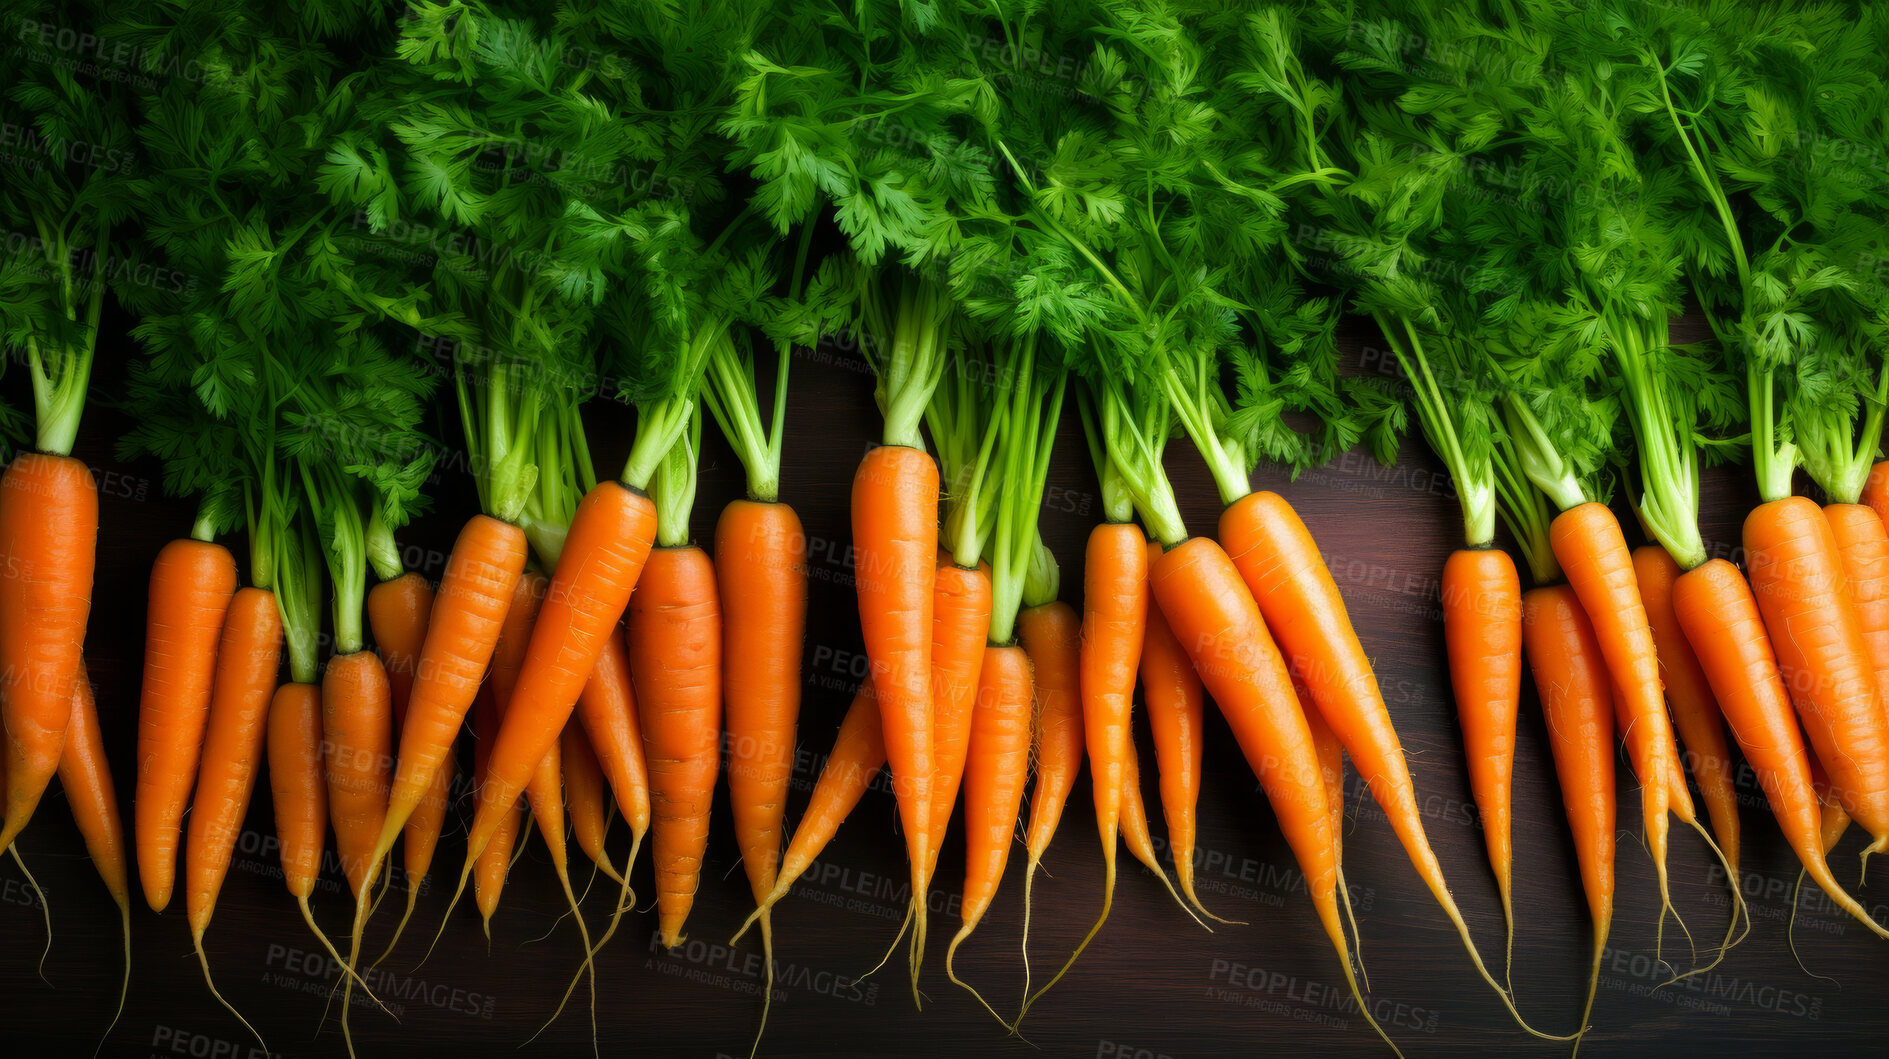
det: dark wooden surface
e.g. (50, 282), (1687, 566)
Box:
(5, 324), (1885, 1059)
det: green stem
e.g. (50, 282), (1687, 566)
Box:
(1501, 396), (1589, 513)
(703, 332), (782, 503)
(651, 413), (701, 548)
(622, 322), (724, 491)
(1378, 315), (1496, 547)
(365, 498), (403, 583)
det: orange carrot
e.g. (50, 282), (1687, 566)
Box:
(366, 573), (446, 963)
(1221, 492), (1539, 1033)
(1080, 523), (1147, 902)
(1863, 462), (1889, 529)
(943, 643), (1033, 1025)
(719, 498), (808, 905)
(1744, 498), (1889, 856)
(730, 682), (887, 943)
(1548, 503), (1699, 949)
(1117, 736), (1193, 922)
(851, 443), (939, 970)
(323, 652), (394, 898)
(1441, 546), (1521, 962)
(1019, 598), (1084, 977)
(630, 545), (723, 948)
(463, 483), (656, 870)
(1634, 547), (1741, 877)
(135, 537), (238, 912)
(471, 679), (527, 940)
(1522, 585), (1617, 1050)
(0, 453), (98, 851)
(562, 721), (617, 883)
(1825, 503), (1889, 705)
(1148, 536), (1396, 1051)
(1139, 539), (1221, 923)
(57, 664), (130, 1045)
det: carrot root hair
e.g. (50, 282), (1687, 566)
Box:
(193, 930), (268, 1057)
(521, 860), (598, 1057)
(747, 912), (776, 1059)
(946, 917), (1013, 1032)
(1787, 868), (1842, 986)
(372, 887), (422, 970)
(1662, 819), (1749, 985)
(1016, 844), (1114, 1028)
(11, 846), (51, 985)
(541, 828), (644, 1033)
(1337, 865), (1370, 993)
(1177, 860), (1244, 928)
(1569, 913), (1610, 1059)
(301, 896), (394, 1018)
(856, 903), (914, 984)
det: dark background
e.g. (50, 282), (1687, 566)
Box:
(3, 315), (1883, 1059)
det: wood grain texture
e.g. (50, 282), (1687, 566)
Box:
(4, 323), (1884, 1058)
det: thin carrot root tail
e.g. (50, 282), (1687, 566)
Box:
(368, 862), (394, 919)
(856, 904), (914, 984)
(98, 895), (130, 1057)
(11, 846), (52, 985)
(194, 931), (268, 1057)
(1337, 865), (1370, 993)
(1498, 877), (1515, 999)
(909, 894), (929, 1009)
(522, 864), (598, 1052)
(1435, 878), (1577, 1040)
(1688, 820), (1749, 974)
(372, 888), (422, 970)
(298, 896), (395, 1017)
(1177, 860), (1244, 927)
(1787, 868), (1841, 985)
(1146, 858), (1208, 932)
(415, 861), (474, 973)
(945, 921), (1011, 1032)
(541, 833), (643, 1034)
(1019, 856), (1039, 1019)
(1570, 921), (1608, 1059)
(1017, 848), (1115, 1030)
(339, 848), (389, 1059)
(1335, 931), (1404, 1059)
(747, 912), (776, 1059)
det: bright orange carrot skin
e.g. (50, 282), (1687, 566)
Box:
(1825, 503), (1889, 705)
(769, 682), (886, 900)
(186, 603), (285, 935)
(1550, 504), (1693, 825)
(60, 665), (130, 905)
(630, 545), (723, 948)
(1150, 538), (1332, 899)
(1297, 674), (1345, 864)
(1863, 462), (1889, 529)
(563, 721), (611, 874)
(1441, 547), (1520, 905)
(469, 482), (656, 864)
(958, 644), (1033, 930)
(368, 573), (445, 891)
(1672, 559), (1882, 924)
(1744, 497), (1889, 844)
(1521, 586), (1617, 936)
(1140, 540), (1205, 891)
(381, 515), (526, 853)
(1217, 494), (1439, 904)
(1020, 601), (1083, 861)
(1634, 546), (1740, 869)
(920, 560), (992, 882)
(1082, 523), (1148, 854)
(850, 444), (938, 878)
(0, 453), (98, 850)
(268, 683), (327, 901)
(717, 498), (808, 903)
(472, 681), (525, 925)
(323, 652), (394, 897)
(1118, 738), (1164, 878)
(135, 538), (238, 912)
(368, 572), (433, 723)
(576, 631), (651, 840)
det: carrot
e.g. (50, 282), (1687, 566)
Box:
(1862, 461), (1889, 530)
(716, 497), (807, 1045)
(135, 536), (238, 912)
(471, 679), (528, 942)
(851, 442), (940, 978)
(919, 560), (993, 886)
(1671, 558), (1889, 939)
(1440, 546), (1521, 970)
(1138, 539), (1228, 925)
(1825, 503), (1889, 704)
(1297, 674), (1363, 975)
(572, 630), (650, 940)
(631, 544), (723, 948)
(1548, 501), (1713, 961)
(461, 482), (656, 871)
(1743, 497), (1889, 858)
(1147, 537), (1398, 1053)
(1521, 585), (1617, 1052)
(1018, 597), (1083, 990)
(57, 664), (130, 1047)
(562, 721), (618, 883)
(1221, 491), (1547, 1035)
(519, 709), (602, 1046)
(365, 573), (448, 964)
(943, 643), (1033, 1026)
(186, 589), (286, 1052)
(348, 514), (527, 979)
(729, 681), (887, 943)
(0, 452), (98, 852)
(323, 652), (394, 898)
(1077, 521), (1147, 933)
(1116, 735), (1194, 924)
(1634, 547), (1742, 882)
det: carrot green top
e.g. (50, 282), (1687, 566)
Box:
(985, 336), (1066, 646)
